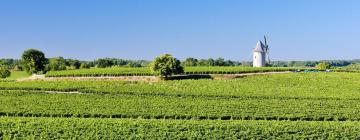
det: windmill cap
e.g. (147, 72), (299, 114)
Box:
(253, 40), (266, 52)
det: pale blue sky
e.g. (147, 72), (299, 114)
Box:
(0, 0), (359, 61)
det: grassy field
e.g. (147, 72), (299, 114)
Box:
(5, 71), (30, 80)
(1, 72), (360, 138)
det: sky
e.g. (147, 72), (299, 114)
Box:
(0, 0), (359, 61)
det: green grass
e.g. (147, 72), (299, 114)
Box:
(5, 71), (30, 80)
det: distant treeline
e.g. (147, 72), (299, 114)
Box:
(270, 60), (360, 67)
(180, 58), (360, 68)
(1, 58), (359, 71)
(0, 58), (150, 71)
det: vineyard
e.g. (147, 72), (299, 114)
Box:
(1, 90), (360, 121)
(1, 73), (359, 99)
(45, 66), (299, 77)
(1, 72), (360, 138)
(2, 117), (360, 139)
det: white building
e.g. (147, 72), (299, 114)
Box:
(253, 41), (266, 67)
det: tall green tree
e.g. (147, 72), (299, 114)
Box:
(46, 57), (67, 71)
(21, 49), (47, 74)
(96, 58), (114, 68)
(150, 54), (184, 78)
(80, 63), (90, 69)
(182, 58), (198, 67)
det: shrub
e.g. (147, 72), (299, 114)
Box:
(316, 62), (331, 71)
(80, 63), (90, 69)
(150, 54), (184, 78)
(0, 66), (11, 78)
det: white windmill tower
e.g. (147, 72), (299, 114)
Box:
(253, 36), (270, 67)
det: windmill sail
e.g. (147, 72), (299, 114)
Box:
(264, 35), (271, 64)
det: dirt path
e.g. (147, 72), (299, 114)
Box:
(19, 74), (160, 82)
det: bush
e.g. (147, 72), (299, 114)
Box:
(66, 66), (77, 70)
(0, 66), (11, 78)
(150, 54), (184, 78)
(182, 58), (198, 66)
(316, 62), (331, 71)
(46, 57), (67, 71)
(80, 63), (90, 69)
(96, 58), (114, 68)
(342, 63), (360, 71)
(126, 62), (142, 68)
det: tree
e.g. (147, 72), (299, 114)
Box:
(80, 63), (90, 69)
(96, 58), (114, 68)
(13, 65), (23, 71)
(0, 66), (11, 78)
(182, 58), (198, 67)
(316, 62), (331, 71)
(66, 59), (81, 69)
(127, 62), (142, 67)
(21, 49), (47, 74)
(46, 57), (67, 71)
(197, 58), (215, 66)
(150, 54), (184, 78)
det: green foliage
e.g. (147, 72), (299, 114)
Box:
(80, 63), (90, 69)
(198, 58), (215, 66)
(46, 57), (67, 71)
(1, 89), (360, 121)
(13, 65), (23, 71)
(46, 67), (153, 77)
(94, 58), (148, 68)
(127, 62), (142, 67)
(338, 63), (360, 72)
(21, 49), (47, 74)
(316, 62), (331, 70)
(44, 66), (301, 77)
(150, 54), (184, 77)
(0, 66), (11, 78)
(1, 73), (360, 138)
(45, 58), (87, 71)
(66, 65), (77, 70)
(66, 59), (81, 69)
(0, 73), (360, 121)
(2, 118), (360, 139)
(96, 58), (114, 68)
(184, 66), (298, 74)
(195, 58), (241, 66)
(0, 59), (21, 69)
(182, 58), (198, 66)
(5, 73), (356, 99)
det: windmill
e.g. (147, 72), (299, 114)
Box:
(263, 35), (271, 64)
(253, 35), (271, 67)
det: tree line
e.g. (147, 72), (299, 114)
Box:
(0, 48), (359, 78)
(2, 56), (357, 71)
